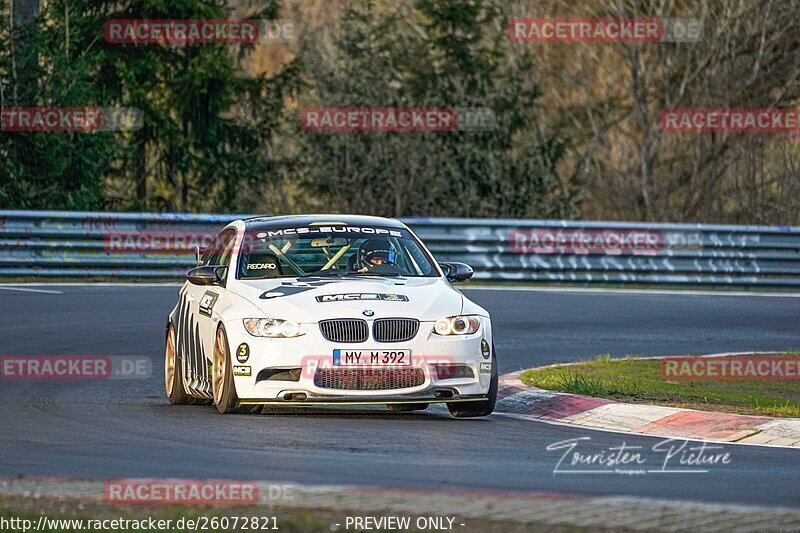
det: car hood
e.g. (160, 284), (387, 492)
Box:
(231, 276), (463, 323)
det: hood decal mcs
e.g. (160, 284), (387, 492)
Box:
(315, 293), (409, 303)
(259, 278), (407, 300)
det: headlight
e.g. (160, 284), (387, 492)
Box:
(433, 315), (481, 336)
(243, 318), (304, 338)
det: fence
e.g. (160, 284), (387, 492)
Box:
(1, 210), (800, 288)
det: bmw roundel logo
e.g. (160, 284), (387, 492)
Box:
(362, 309), (375, 317)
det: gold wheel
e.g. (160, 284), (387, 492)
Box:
(213, 328), (227, 406)
(165, 328), (177, 396)
(165, 325), (191, 405)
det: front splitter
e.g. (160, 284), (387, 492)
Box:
(239, 395), (488, 406)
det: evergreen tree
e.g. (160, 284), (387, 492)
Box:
(0, 0), (114, 209)
(0, 0), (299, 212)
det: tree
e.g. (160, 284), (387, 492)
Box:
(0, 0), (114, 210)
(539, 0), (800, 223)
(0, 0), (300, 213)
(295, 0), (575, 218)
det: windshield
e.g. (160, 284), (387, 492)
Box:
(236, 225), (439, 279)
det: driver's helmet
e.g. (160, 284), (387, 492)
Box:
(357, 239), (397, 268)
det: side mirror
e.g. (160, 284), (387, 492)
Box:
(186, 265), (226, 286)
(440, 262), (474, 283)
(194, 245), (202, 266)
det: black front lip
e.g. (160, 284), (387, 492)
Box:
(238, 393), (488, 406)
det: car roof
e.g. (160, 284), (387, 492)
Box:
(243, 214), (407, 231)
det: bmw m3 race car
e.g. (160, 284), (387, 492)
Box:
(165, 215), (497, 417)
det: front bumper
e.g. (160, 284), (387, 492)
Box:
(224, 318), (493, 403)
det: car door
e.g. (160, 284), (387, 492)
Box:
(177, 228), (235, 397)
(195, 228), (238, 390)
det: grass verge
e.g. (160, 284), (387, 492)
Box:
(520, 353), (800, 417)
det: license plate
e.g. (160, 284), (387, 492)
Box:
(333, 349), (411, 367)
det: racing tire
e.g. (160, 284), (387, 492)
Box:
(212, 326), (259, 414)
(447, 344), (498, 418)
(165, 325), (193, 405)
(386, 403), (429, 412)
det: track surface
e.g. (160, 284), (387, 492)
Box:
(1, 285), (799, 507)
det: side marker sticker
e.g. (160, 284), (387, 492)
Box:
(236, 343), (250, 364)
(198, 291), (219, 317)
(233, 365), (251, 377)
(481, 339), (491, 359)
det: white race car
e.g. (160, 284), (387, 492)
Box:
(165, 215), (497, 417)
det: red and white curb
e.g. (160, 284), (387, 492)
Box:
(496, 363), (800, 447)
(3, 477), (800, 531)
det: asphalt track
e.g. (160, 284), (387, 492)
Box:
(1, 285), (799, 507)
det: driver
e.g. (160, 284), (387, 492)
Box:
(356, 239), (398, 272)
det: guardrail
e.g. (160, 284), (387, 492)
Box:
(1, 210), (800, 288)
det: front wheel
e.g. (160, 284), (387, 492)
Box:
(212, 326), (257, 414)
(447, 345), (498, 418)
